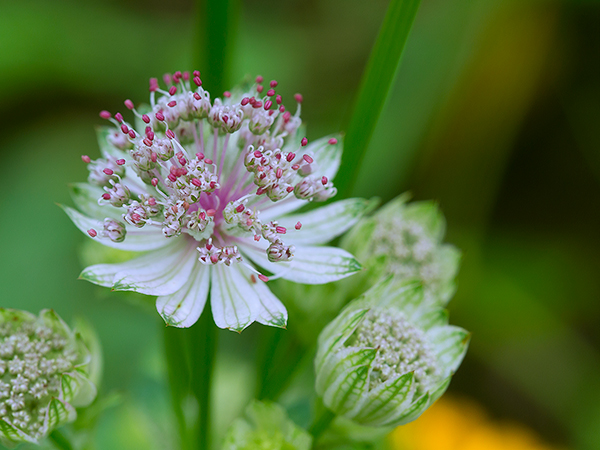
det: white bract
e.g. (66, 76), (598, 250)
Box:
(0, 309), (97, 445)
(64, 72), (367, 331)
(314, 279), (469, 428)
(342, 193), (461, 306)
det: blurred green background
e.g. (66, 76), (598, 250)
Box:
(1, 0), (599, 449)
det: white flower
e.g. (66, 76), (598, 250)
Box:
(64, 72), (369, 332)
(0, 309), (97, 445)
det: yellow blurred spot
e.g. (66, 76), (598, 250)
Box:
(389, 397), (566, 450)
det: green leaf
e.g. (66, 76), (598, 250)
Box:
(336, 0), (422, 198)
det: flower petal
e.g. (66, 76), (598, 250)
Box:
(257, 196), (306, 222)
(239, 242), (362, 284)
(156, 263), (210, 328)
(0, 419), (37, 444)
(62, 370), (97, 408)
(428, 325), (470, 376)
(61, 205), (171, 252)
(43, 398), (77, 434)
(68, 183), (123, 220)
(278, 198), (377, 245)
(80, 238), (197, 296)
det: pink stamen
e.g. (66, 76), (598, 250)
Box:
(276, 95), (282, 104)
(301, 137), (308, 146)
(258, 274), (269, 282)
(115, 112), (123, 123)
(294, 93), (303, 103)
(124, 99), (134, 110)
(279, 105), (285, 113)
(267, 89), (275, 97)
(205, 158), (213, 165)
(254, 235), (260, 241)
(142, 114), (150, 124)
(103, 168), (114, 175)
(99, 110), (111, 119)
(286, 152), (295, 162)
(328, 138), (338, 145)
(303, 154), (314, 164)
(194, 92), (201, 100)
(128, 129), (136, 139)
(155, 112), (165, 121)
(264, 100), (272, 110)
(192, 178), (202, 187)
(235, 204), (245, 213)
(276, 226), (286, 234)
(193, 76), (202, 86)
(183, 71), (190, 81)
(257, 85), (264, 94)
(168, 100), (177, 107)
(149, 78), (159, 92)
(116, 159), (126, 165)
(166, 130), (175, 139)
(206, 209), (216, 217)
(256, 187), (265, 195)
(151, 178), (159, 187)
(241, 97), (250, 106)
(286, 186), (294, 193)
(193, 70), (201, 77)
(224, 91), (231, 98)
(148, 197), (157, 205)
(87, 229), (97, 237)
(276, 168), (283, 179)
(253, 101), (263, 109)
(256, 75), (263, 84)
(254, 150), (263, 158)
(322, 176), (328, 185)
(210, 254), (219, 264)
(143, 138), (153, 147)
(251, 274), (257, 283)
(283, 111), (291, 123)
(196, 152), (205, 160)
(291, 164), (299, 170)
(270, 80), (278, 88)
(131, 213), (141, 221)
(295, 222), (302, 230)
(102, 193), (111, 200)
(168, 174), (177, 182)
(81, 155), (91, 163)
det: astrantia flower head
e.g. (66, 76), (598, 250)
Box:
(342, 193), (461, 306)
(63, 71), (368, 331)
(314, 279), (469, 428)
(0, 309), (97, 445)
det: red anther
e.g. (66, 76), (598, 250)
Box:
(322, 176), (328, 185)
(151, 152), (157, 162)
(103, 168), (114, 175)
(267, 89), (275, 97)
(116, 159), (126, 165)
(178, 158), (187, 166)
(258, 274), (269, 282)
(151, 178), (159, 187)
(254, 235), (260, 242)
(210, 254), (219, 264)
(257, 85), (264, 94)
(193, 76), (202, 87)
(172, 205), (179, 213)
(301, 137), (308, 146)
(124, 99), (134, 110)
(250, 274), (257, 283)
(235, 204), (245, 213)
(286, 152), (295, 162)
(176, 151), (183, 159)
(199, 211), (206, 220)
(276, 168), (283, 179)
(294, 93), (303, 103)
(148, 197), (156, 205)
(241, 97), (250, 106)
(222, 115), (229, 123)
(145, 126), (152, 134)
(328, 138), (338, 145)
(246, 219), (253, 227)
(192, 178), (202, 187)
(149, 78), (159, 92)
(295, 221), (302, 230)
(275, 153), (282, 160)
(270, 80), (278, 88)
(303, 154), (314, 164)
(166, 130), (175, 139)
(155, 112), (165, 121)
(168, 100), (177, 107)
(128, 129), (136, 139)
(168, 86), (177, 96)
(279, 105), (285, 113)
(143, 138), (153, 147)
(196, 152), (205, 160)
(81, 155), (91, 163)
(170, 166), (178, 174)
(194, 92), (201, 101)
(131, 213), (141, 221)
(206, 242), (213, 250)
(249, 96), (256, 105)
(292, 164), (300, 170)
(174, 70), (182, 79)
(193, 70), (201, 77)
(259, 173), (266, 180)
(256, 75), (264, 83)
(286, 186), (294, 193)
(87, 228), (97, 237)
(256, 187), (265, 195)
(142, 114), (150, 124)
(264, 100), (273, 110)
(276, 94), (282, 104)
(223, 91), (231, 98)
(276, 226), (286, 234)
(253, 101), (263, 109)
(168, 174), (177, 182)
(99, 110), (111, 119)
(177, 168), (187, 177)
(183, 71), (190, 81)
(115, 112), (124, 123)
(182, 201), (190, 210)
(254, 150), (263, 158)
(283, 111), (291, 122)
(102, 193), (111, 200)
(163, 73), (172, 85)
(205, 158), (213, 165)
(209, 181), (216, 189)
(206, 209), (216, 217)
(120, 124), (128, 134)
(269, 110), (275, 116)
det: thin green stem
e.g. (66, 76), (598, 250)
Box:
(336, 0), (422, 198)
(48, 429), (73, 450)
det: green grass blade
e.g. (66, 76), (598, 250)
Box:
(336, 0), (421, 198)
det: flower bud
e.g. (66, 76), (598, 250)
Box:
(222, 400), (312, 450)
(314, 279), (469, 428)
(0, 309), (98, 445)
(103, 218), (127, 242)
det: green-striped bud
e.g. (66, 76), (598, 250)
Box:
(314, 279), (469, 428)
(0, 309), (98, 445)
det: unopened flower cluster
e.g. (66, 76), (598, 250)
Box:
(0, 309), (96, 445)
(65, 70), (366, 331)
(315, 279), (469, 428)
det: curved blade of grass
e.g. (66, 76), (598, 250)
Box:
(336, 0), (421, 198)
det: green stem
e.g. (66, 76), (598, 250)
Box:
(189, 303), (218, 450)
(48, 429), (73, 450)
(309, 406), (336, 443)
